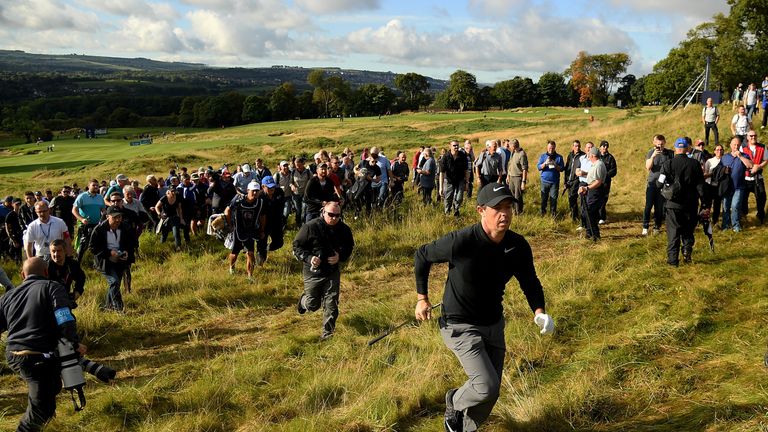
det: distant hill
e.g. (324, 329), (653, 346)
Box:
(0, 50), (448, 92)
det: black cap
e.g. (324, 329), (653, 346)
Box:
(3, 195), (12, 203)
(477, 183), (517, 207)
(599, 140), (609, 148)
(105, 206), (123, 217)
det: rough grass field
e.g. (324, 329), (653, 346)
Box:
(1, 106), (768, 431)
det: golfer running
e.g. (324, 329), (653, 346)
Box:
(414, 183), (555, 432)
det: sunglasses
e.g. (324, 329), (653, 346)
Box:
(110, 199), (123, 203)
(326, 212), (341, 218)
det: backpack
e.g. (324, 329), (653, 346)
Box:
(660, 161), (683, 201)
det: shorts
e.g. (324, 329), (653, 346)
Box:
(231, 237), (255, 254)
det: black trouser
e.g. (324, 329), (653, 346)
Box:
(76, 224), (95, 263)
(704, 121), (719, 146)
(599, 181), (612, 221)
(479, 175), (496, 188)
(6, 353), (61, 432)
(143, 205), (160, 232)
(741, 177), (766, 224)
(421, 186), (433, 204)
(666, 205), (697, 265)
(567, 181), (580, 222)
(581, 189), (603, 240)
(703, 184), (723, 225)
(467, 172), (474, 198)
(256, 221), (284, 261)
(643, 183), (665, 229)
(763, 108), (768, 128)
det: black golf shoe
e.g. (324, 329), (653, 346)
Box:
(444, 388), (463, 432)
(297, 294), (306, 314)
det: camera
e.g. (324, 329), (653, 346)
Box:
(80, 359), (117, 383)
(58, 339), (86, 411)
(117, 250), (128, 259)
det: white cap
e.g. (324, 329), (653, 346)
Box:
(242, 163), (252, 173)
(247, 181), (260, 191)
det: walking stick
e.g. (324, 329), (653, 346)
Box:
(367, 303), (442, 346)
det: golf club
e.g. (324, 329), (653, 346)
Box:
(367, 303), (441, 346)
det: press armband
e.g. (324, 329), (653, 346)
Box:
(54, 307), (75, 325)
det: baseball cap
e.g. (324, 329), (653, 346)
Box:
(674, 137), (689, 148)
(695, 139), (705, 146)
(279, 160), (289, 167)
(242, 163), (252, 173)
(3, 195), (12, 203)
(599, 140), (609, 148)
(261, 175), (277, 188)
(105, 206), (123, 216)
(477, 183), (517, 207)
(12, 198), (22, 204)
(247, 181), (260, 191)
(221, 169), (231, 177)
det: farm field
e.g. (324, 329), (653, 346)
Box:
(1, 106), (767, 431)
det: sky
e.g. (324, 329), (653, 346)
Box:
(0, 0), (729, 83)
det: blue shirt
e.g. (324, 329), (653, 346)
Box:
(721, 153), (748, 190)
(74, 192), (106, 224)
(537, 152), (565, 184)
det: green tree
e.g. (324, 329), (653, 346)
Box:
(565, 51), (631, 106)
(446, 70), (478, 111)
(307, 69), (349, 118)
(394, 72), (430, 110)
(269, 83), (297, 121)
(1, 106), (38, 143)
(296, 91), (319, 119)
(351, 84), (396, 116)
(492, 77), (538, 108)
(614, 74), (636, 106)
(242, 95), (270, 124)
(537, 72), (566, 106)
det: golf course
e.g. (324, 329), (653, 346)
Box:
(1, 106), (767, 431)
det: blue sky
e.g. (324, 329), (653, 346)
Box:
(0, 0), (729, 83)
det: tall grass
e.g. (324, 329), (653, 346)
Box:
(1, 106), (768, 431)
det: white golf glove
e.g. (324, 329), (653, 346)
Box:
(534, 313), (555, 335)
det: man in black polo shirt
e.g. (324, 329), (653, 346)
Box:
(414, 184), (554, 432)
(0, 257), (85, 431)
(440, 140), (470, 217)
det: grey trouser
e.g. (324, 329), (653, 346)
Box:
(440, 317), (506, 432)
(300, 266), (341, 338)
(443, 180), (465, 214)
(508, 176), (524, 214)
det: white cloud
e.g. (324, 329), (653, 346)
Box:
(113, 16), (184, 52)
(466, 0), (527, 18)
(2, 0), (99, 31)
(606, 0), (729, 20)
(295, 0), (379, 14)
(343, 12), (636, 75)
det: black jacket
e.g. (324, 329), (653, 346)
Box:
(292, 217), (354, 276)
(565, 150), (585, 187)
(45, 256), (86, 301)
(415, 223), (545, 326)
(304, 177), (338, 216)
(660, 154), (705, 210)
(89, 220), (137, 272)
(139, 184), (161, 210)
(0, 275), (79, 353)
(600, 152), (618, 185)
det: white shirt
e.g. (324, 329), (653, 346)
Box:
(106, 228), (121, 251)
(23, 216), (69, 257)
(732, 114), (750, 135)
(704, 157), (721, 185)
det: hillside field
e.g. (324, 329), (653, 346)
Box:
(1, 106), (767, 431)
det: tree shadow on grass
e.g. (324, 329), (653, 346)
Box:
(0, 160), (103, 175)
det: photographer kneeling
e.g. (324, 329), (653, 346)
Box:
(0, 257), (86, 432)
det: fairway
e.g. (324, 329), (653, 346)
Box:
(1, 107), (767, 431)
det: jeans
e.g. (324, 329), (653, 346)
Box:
(7, 353), (61, 432)
(443, 180), (465, 215)
(540, 181), (558, 216)
(747, 104), (757, 122)
(643, 183), (665, 229)
(103, 261), (126, 310)
(704, 121), (719, 146)
(371, 181), (388, 206)
(722, 188), (744, 231)
(291, 195), (304, 227)
(160, 216), (187, 248)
